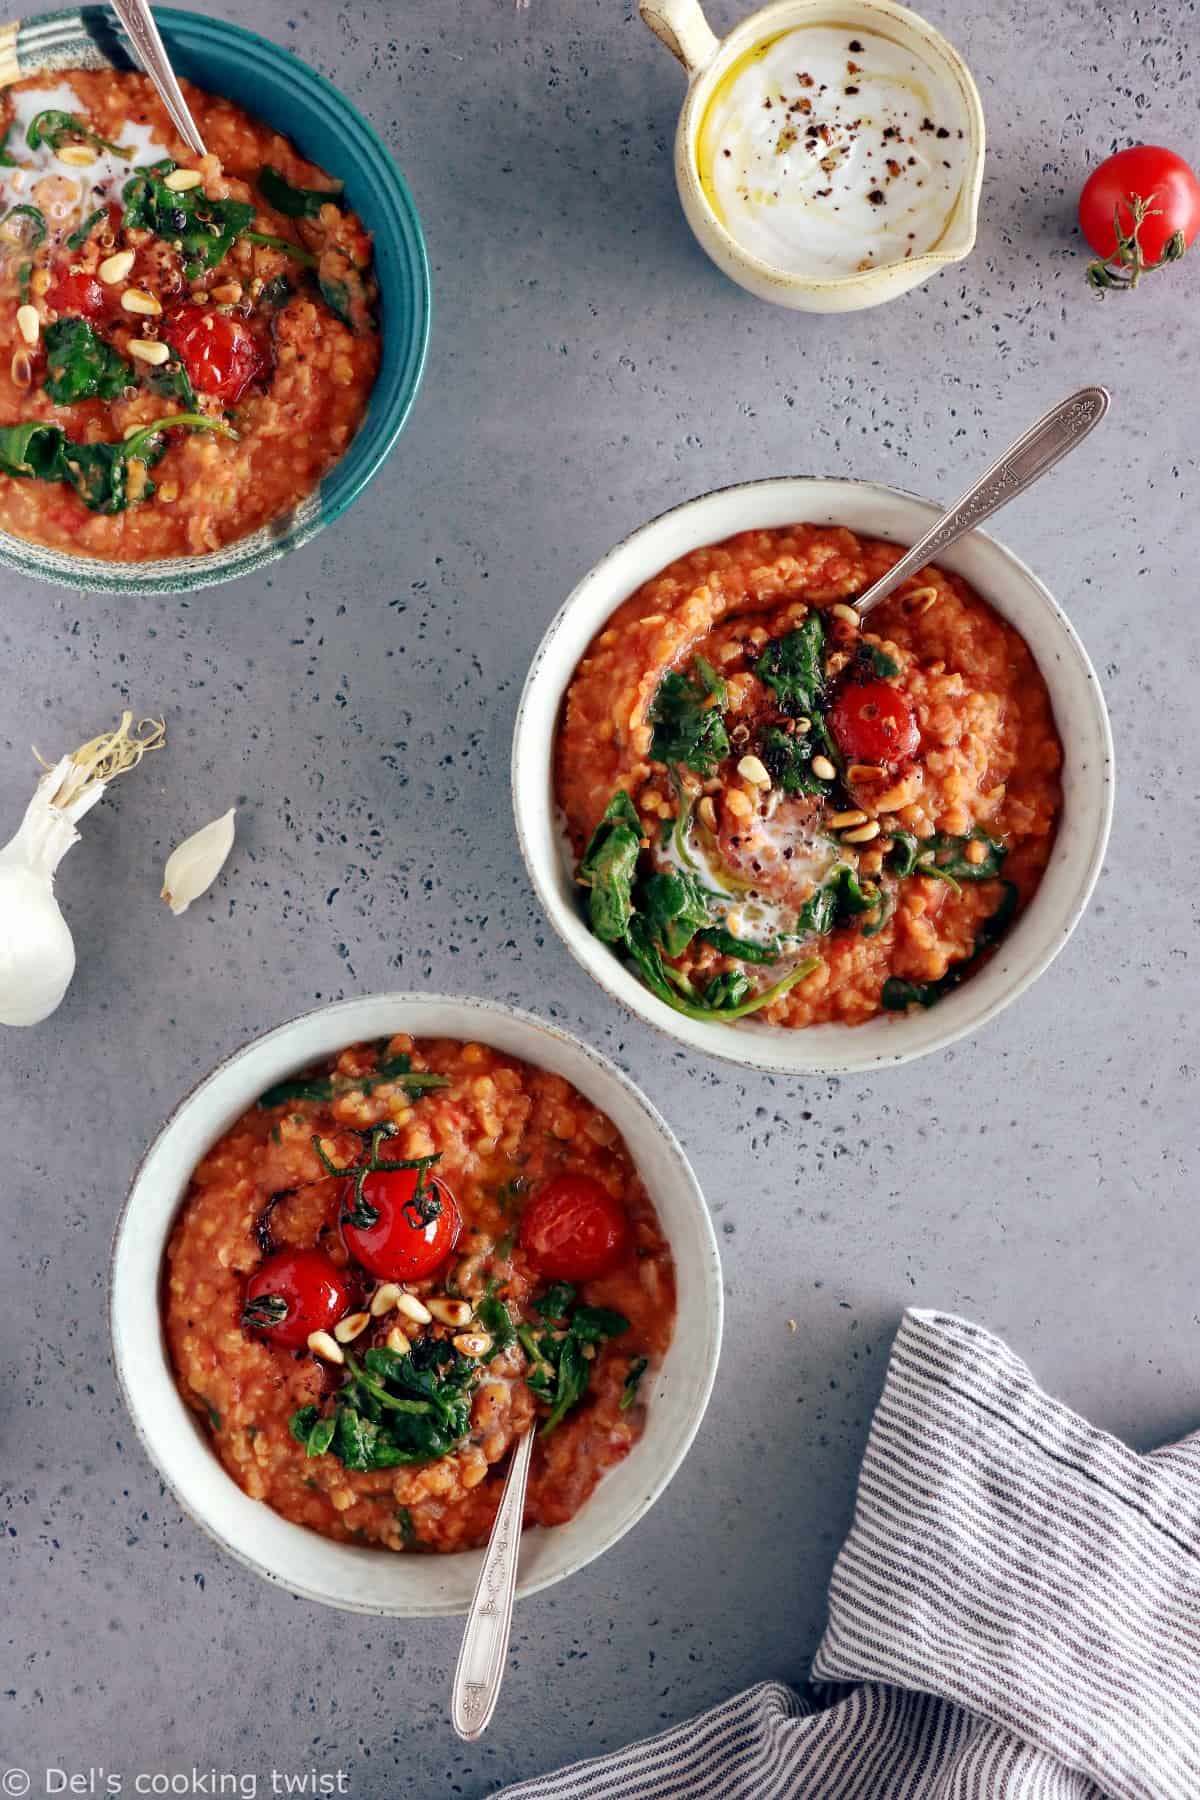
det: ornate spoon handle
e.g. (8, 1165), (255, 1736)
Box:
(853, 386), (1110, 619)
(109, 0), (207, 156)
(450, 1425), (535, 1741)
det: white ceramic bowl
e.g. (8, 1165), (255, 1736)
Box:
(640, 0), (985, 312)
(111, 994), (722, 1616)
(512, 478), (1115, 1075)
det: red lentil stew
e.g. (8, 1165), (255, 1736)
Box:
(165, 1036), (676, 1553)
(0, 71), (379, 559)
(555, 524), (1063, 1028)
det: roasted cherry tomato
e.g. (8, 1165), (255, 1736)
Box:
(519, 1174), (630, 1282)
(161, 303), (263, 402)
(341, 1167), (461, 1282)
(1079, 146), (1200, 291)
(828, 679), (919, 766)
(44, 269), (106, 320)
(242, 1247), (349, 1350)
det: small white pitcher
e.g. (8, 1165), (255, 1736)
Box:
(640, 0), (985, 312)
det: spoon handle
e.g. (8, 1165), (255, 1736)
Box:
(451, 1425), (536, 1741)
(853, 386), (1110, 619)
(109, 0), (207, 157)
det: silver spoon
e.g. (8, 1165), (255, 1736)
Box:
(450, 1425), (536, 1740)
(853, 386), (1110, 620)
(109, 0), (207, 157)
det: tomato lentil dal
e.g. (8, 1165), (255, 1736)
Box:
(165, 1037), (676, 1553)
(556, 524), (1063, 1028)
(0, 70), (379, 559)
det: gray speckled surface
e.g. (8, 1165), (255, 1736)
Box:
(2, 0), (1197, 1794)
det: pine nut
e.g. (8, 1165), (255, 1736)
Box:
(831, 603), (860, 628)
(333, 1311), (370, 1343)
(210, 280), (242, 305)
(98, 250), (135, 284)
(697, 795), (717, 831)
(842, 821), (881, 844)
(30, 266), (51, 296)
(724, 788), (754, 820)
(810, 755), (836, 781)
(385, 1325), (411, 1355)
(163, 166), (204, 191)
(307, 1329), (344, 1364)
(394, 1292), (434, 1326)
(369, 1281), (403, 1317)
(121, 287), (162, 316)
(828, 809), (868, 829)
(793, 716), (812, 734)
(847, 763), (886, 783)
(10, 348), (32, 389)
(736, 753), (771, 788)
(453, 1333), (492, 1358)
(56, 143), (95, 167)
(965, 838), (987, 865)
(903, 585), (939, 616)
(15, 304), (39, 345)
(427, 1297), (473, 1327)
(126, 338), (170, 365)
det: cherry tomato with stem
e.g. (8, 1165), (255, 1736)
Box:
(1079, 146), (1200, 292)
(341, 1164), (461, 1283)
(161, 303), (263, 402)
(519, 1173), (630, 1283)
(828, 679), (919, 766)
(242, 1247), (349, 1350)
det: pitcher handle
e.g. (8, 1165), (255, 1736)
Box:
(639, 0), (720, 75)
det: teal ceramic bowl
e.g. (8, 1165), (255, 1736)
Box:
(0, 6), (430, 593)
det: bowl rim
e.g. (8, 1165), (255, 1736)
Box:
(0, 3), (431, 594)
(109, 991), (724, 1616)
(674, 0), (986, 296)
(511, 474), (1116, 1075)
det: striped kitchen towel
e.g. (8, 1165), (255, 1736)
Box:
(500, 1309), (1200, 1800)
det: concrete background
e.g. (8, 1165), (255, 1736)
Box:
(2, 0), (1197, 1794)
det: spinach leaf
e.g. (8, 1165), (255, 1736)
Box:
(0, 422), (69, 482)
(702, 968), (751, 1008)
(796, 863), (879, 936)
(26, 108), (130, 157)
(66, 206), (107, 251)
(243, 229), (317, 267)
(289, 1338), (481, 1473)
(43, 317), (131, 405)
(145, 357), (197, 409)
(649, 656), (730, 774)
(521, 1287), (630, 1436)
(0, 126), (15, 167)
(1, 204), (47, 250)
(869, 646), (901, 678)
(882, 881), (1019, 1011)
(620, 1356), (649, 1411)
(759, 723), (831, 797)
(696, 925), (784, 964)
(123, 161), (254, 272)
(317, 255), (374, 333)
(257, 1047), (449, 1108)
(55, 413), (231, 514)
(755, 613), (826, 717)
(259, 163), (342, 218)
(888, 829), (1006, 883)
(638, 868), (711, 957)
(475, 1292), (516, 1354)
(577, 790), (642, 945)
(626, 914), (818, 1022)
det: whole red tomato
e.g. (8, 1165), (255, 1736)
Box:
(161, 303), (263, 401)
(242, 1248), (349, 1350)
(341, 1166), (461, 1282)
(1079, 146), (1200, 291)
(828, 679), (919, 766)
(519, 1174), (630, 1282)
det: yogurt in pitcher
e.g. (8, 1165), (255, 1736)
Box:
(696, 24), (971, 280)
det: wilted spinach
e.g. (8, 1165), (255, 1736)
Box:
(620, 1356), (649, 1411)
(123, 160), (254, 274)
(759, 723), (831, 797)
(888, 829), (1006, 883)
(649, 656), (730, 774)
(577, 789), (642, 944)
(796, 862), (880, 936)
(1, 203), (47, 250)
(259, 164), (343, 218)
(26, 108), (130, 157)
(882, 881), (1019, 1011)
(257, 1046), (450, 1108)
(0, 411), (231, 513)
(66, 206), (107, 251)
(638, 868), (712, 957)
(43, 317), (131, 404)
(518, 1284), (630, 1435)
(290, 1338), (480, 1471)
(755, 613), (826, 718)
(475, 1291), (517, 1354)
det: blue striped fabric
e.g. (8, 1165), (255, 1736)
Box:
(500, 1310), (1200, 1799)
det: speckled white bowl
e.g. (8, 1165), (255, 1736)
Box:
(110, 994), (722, 1616)
(512, 478), (1115, 1074)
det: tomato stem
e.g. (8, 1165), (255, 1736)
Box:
(1086, 189), (1188, 293)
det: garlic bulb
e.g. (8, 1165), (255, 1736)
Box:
(162, 808), (236, 915)
(0, 714), (164, 1027)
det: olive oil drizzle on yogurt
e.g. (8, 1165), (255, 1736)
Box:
(696, 25), (970, 280)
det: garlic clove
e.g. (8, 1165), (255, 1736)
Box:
(161, 808), (236, 916)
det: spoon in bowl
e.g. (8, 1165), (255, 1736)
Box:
(450, 1424), (536, 1740)
(109, 0), (207, 156)
(852, 386), (1110, 620)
